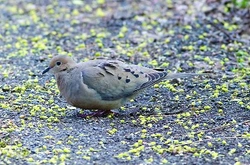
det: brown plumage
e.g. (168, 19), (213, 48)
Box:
(42, 55), (204, 117)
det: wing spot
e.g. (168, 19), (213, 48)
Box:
(134, 74), (139, 78)
(118, 76), (122, 80)
(124, 68), (131, 72)
(126, 78), (130, 83)
(98, 72), (105, 77)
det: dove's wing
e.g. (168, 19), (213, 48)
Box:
(80, 60), (168, 101)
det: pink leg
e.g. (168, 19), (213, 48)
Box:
(77, 110), (113, 118)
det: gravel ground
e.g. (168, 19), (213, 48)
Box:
(0, 0), (250, 164)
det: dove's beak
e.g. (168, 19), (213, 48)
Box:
(42, 67), (51, 74)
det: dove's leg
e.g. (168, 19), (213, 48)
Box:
(77, 110), (113, 118)
(112, 108), (140, 116)
(92, 110), (112, 117)
(77, 108), (140, 118)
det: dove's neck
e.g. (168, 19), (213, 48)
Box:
(55, 68), (81, 103)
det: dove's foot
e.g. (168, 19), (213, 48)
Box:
(112, 108), (140, 116)
(77, 110), (113, 118)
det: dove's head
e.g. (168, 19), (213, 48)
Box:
(42, 55), (77, 74)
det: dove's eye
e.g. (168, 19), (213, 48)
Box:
(56, 61), (61, 66)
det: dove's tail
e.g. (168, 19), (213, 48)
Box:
(134, 72), (209, 93)
(164, 73), (208, 80)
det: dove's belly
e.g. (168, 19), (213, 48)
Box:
(68, 97), (123, 110)
(61, 82), (126, 110)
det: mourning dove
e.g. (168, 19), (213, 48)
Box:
(42, 55), (205, 117)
